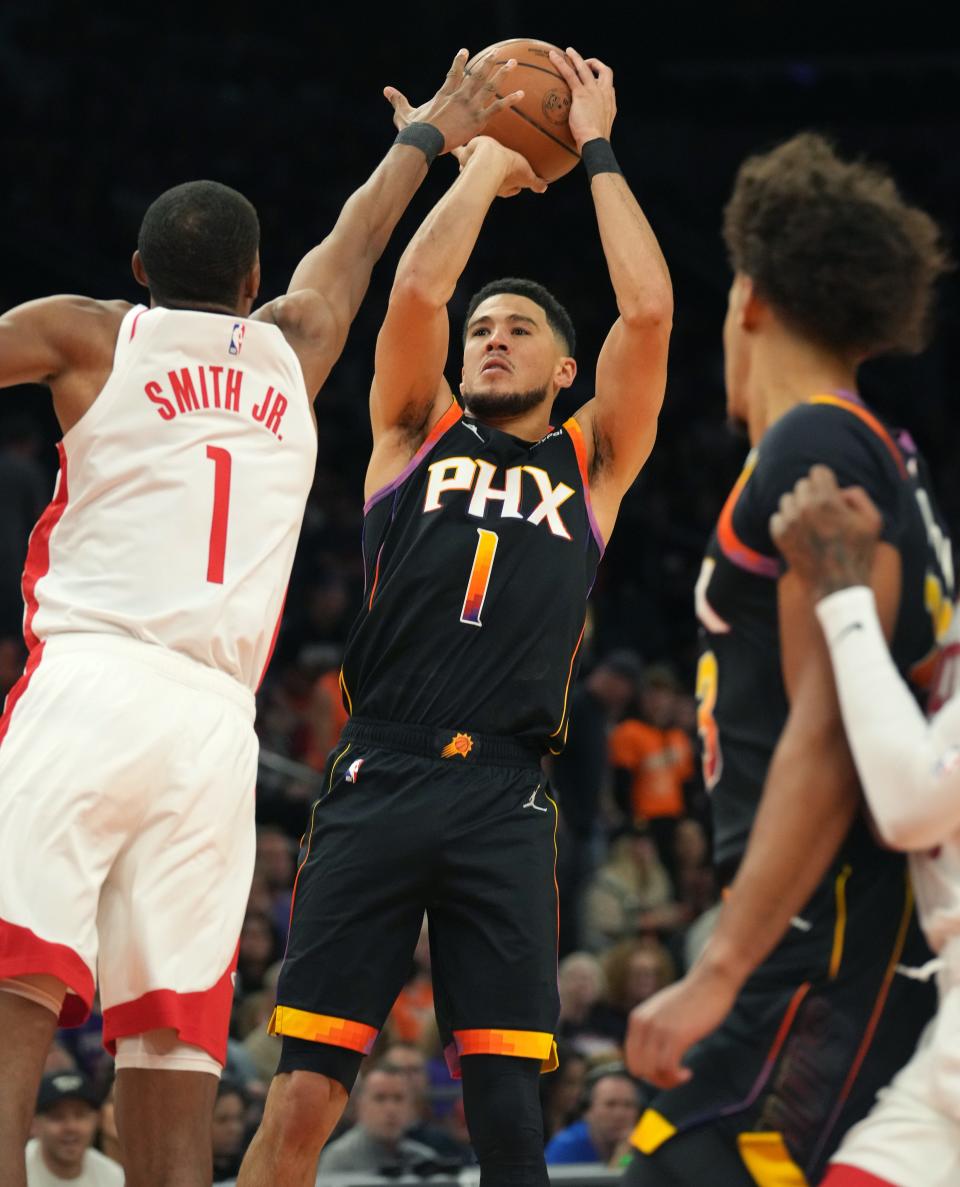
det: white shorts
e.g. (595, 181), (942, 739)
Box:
(0, 633), (258, 1064)
(827, 976), (960, 1187)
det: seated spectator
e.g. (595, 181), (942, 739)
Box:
(316, 1064), (436, 1177)
(212, 1079), (248, 1184)
(556, 952), (624, 1055)
(381, 1043), (473, 1165)
(27, 1072), (123, 1186)
(239, 961), (282, 1084)
(235, 908), (283, 998)
(671, 816), (717, 917)
(539, 1041), (589, 1142)
(609, 664), (694, 870)
(582, 823), (689, 951)
(599, 938), (677, 1045)
(93, 1069), (121, 1166)
(544, 1066), (640, 1166)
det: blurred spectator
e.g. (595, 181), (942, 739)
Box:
(316, 1065), (436, 1176)
(381, 1043), (473, 1165)
(43, 1042), (78, 1075)
(387, 916), (434, 1046)
(609, 663), (694, 869)
(236, 909), (283, 998)
(212, 1079), (247, 1183)
(556, 952), (623, 1055)
(550, 650), (643, 954)
(671, 816), (717, 918)
(544, 1066), (640, 1166)
(582, 823), (689, 951)
(27, 1072), (123, 1186)
(253, 824), (297, 942)
(599, 938), (677, 1045)
(539, 1041), (589, 1142)
(0, 414), (48, 637)
(239, 961), (282, 1083)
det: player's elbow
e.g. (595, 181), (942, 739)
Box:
(389, 267), (449, 314)
(619, 295), (673, 337)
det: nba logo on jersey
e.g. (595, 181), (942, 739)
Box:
(228, 323), (245, 356)
(345, 758), (364, 783)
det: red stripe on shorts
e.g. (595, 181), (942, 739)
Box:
(0, 445), (69, 747)
(101, 943), (239, 1064)
(0, 917), (94, 1025)
(820, 1164), (898, 1186)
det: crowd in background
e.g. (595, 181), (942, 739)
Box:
(2, 5), (958, 1182)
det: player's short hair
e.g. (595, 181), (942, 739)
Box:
(723, 132), (950, 357)
(464, 278), (576, 356)
(137, 180), (260, 308)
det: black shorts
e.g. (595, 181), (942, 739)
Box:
(627, 858), (936, 1186)
(270, 718), (560, 1079)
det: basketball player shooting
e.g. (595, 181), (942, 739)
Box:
(0, 50), (521, 1187)
(237, 47), (673, 1187)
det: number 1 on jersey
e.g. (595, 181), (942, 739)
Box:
(461, 529), (498, 627)
(206, 445), (232, 584)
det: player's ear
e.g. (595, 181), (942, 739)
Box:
(739, 276), (765, 332)
(131, 250), (149, 290)
(554, 356), (577, 390)
(244, 255), (261, 303)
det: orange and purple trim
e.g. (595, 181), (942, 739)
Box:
(808, 394), (907, 479)
(562, 416), (606, 555)
(364, 399), (463, 515)
(269, 1006), (379, 1054)
(717, 452), (781, 579)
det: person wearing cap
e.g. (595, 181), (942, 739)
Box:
(27, 1072), (123, 1186)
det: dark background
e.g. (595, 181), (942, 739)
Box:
(3, 0), (959, 682)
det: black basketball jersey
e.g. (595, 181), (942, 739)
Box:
(340, 400), (604, 753)
(697, 392), (955, 867)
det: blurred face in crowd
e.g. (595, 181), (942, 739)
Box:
(629, 833), (658, 869)
(255, 828), (294, 890)
(212, 1090), (246, 1157)
(239, 912), (275, 969)
(35, 1100), (98, 1175)
(357, 1069), (414, 1145)
(585, 1076), (640, 1150)
(559, 955), (603, 1012)
(641, 683), (677, 729)
(626, 949), (666, 1007)
(384, 1045), (429, 1105)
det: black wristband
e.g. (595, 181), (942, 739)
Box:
(394, 122), (445, 166)
(581, 137), (623, 180)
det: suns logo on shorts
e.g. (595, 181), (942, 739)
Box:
(441, 732), (474, 759)
(229, 323), (245, 356)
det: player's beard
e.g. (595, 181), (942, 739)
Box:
(461, 384), (550, 420)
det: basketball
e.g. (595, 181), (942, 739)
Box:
(466, 39), (580, 182)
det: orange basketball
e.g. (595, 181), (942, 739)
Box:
(466, 39), (580, 182)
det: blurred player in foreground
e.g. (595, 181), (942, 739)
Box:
(773, 464), (959, 1187)
(624, 133), (954, 1185)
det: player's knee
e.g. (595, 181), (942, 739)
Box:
(461, 1055), (546, 1168)
(265, 1071), (348, 1154)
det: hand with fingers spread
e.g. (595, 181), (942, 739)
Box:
(383, 48), (525, 154)
(625, 961), (739, 1091)
(770, 464), (884, 598)
(452, 136), (548, 198)
(548, 46), (616, 150)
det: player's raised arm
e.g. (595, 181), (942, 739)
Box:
(365, 136), (546, 497)
(550, 48), (673, 538)
(255, 51), (523, 397)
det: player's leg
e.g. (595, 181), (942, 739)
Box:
(430, 764), (560, 1187)
(238, 743), (435, 1185)
(113, 1036), (221, 1187)
(95, 658), (260, 1186)
(0, 976), (63, 1187)
(0, 649), (127, 1186)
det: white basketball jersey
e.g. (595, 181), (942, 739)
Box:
(912, 609), (960, 953)
(25, 304), (317, 691)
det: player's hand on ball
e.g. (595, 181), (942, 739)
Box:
(548, 47), (616, 148)
(384, 48), (525, 153)
(454, 137), (547, 197)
